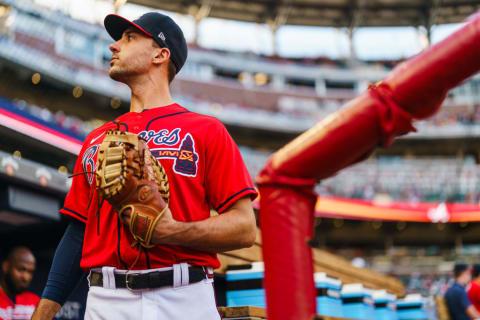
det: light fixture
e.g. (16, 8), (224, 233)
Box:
(73, 86), (83, 98)
(110, 97), (121, 109)
(31, 73), (41, 85)
(58, 166), (68, 174)
(253, 72), (268, 86)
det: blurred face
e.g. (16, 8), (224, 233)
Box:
(2, 253), (35, 294)
(458, 269), (472, 285)
(108, 28), (156, 82)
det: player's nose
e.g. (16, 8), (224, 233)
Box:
(109, 41), (120, 53)
(20, 272), (31, 284)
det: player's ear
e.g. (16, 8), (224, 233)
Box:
(152, 47), (170, 66)
(2, 260), (8, 274)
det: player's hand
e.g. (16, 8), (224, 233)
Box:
(120, 206), (175, 226)
(119, 207), (182, 245)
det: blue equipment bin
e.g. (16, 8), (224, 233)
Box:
(315, 272), (343, 318)
(341, 284), (375, 320)
(373, 289), (397, 320)
(226, 262), (265, 307)
(397, 294), (428, 320)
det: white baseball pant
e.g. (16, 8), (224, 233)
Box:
(84, 264), (221, 320)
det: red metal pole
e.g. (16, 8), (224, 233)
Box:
(256, 12), (480, 320)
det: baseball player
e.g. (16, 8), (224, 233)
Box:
(0, 246), (39, 320)
(31, 12), (258, 320)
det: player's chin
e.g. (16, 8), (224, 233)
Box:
(15, 284), (28, 294)
(109, 68), (127, 82)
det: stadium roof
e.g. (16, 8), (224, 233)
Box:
(127, 0), (480, 28)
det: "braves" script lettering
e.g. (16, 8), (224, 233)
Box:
(138, 128), (181, 146)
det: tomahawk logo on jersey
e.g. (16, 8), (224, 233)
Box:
(60, 104), (257, 271)
(138, 129), (199, 177)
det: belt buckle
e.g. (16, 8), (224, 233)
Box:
(125, 271), (137, 291)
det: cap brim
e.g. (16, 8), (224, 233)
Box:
(104, 14), (152, 41)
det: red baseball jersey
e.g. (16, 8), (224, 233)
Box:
(0, 289), (39, 320)
(468, 280), (480, 312)
(60, 103), (257, 270)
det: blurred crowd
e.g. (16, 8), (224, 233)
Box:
(316, 157), (480, 203)
(424, 104), (480, 127)
(188, 43), (403, 71)
(0, 97), (103, 139)
(3, 95), (480, 204)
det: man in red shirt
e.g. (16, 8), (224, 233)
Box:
(0, 247), (39, 320)
(468, 264), (480, 312)
(32, 11), (257, 320)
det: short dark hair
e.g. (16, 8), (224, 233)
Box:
(152, 40), (177, 84)
(167, 60), (177, 84)
(473, 264), (480, 278)
(454, 263), (470, 278)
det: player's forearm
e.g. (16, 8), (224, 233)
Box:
(31, 298), (62, 320)
(152, 198), (256, 252)
(165, 211), (255, 252)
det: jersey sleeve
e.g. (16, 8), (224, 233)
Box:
(205, 120), (258, 213)
(59, 143), (92, 223)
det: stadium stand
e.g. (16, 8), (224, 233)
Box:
(2, 0), (480, 209)
(4, 89), (480, 205)
(2, 0), (480, 137)
(1, 1), (480, 319)
(0, 97), (93, 139)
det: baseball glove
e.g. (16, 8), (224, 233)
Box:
(96, 129), (169, 249)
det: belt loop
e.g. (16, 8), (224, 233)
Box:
(203, 266), (214, 278)
(180, 263), (189, 286)
(173, 264), (182, 288)
(102, 266), (116, 289)
(87, 269), (92, 288)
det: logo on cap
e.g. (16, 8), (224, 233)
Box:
(158, 32), (166, 41)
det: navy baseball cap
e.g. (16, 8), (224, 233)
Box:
(104, 12), (188, 73)
(454, 263), (470, 277)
